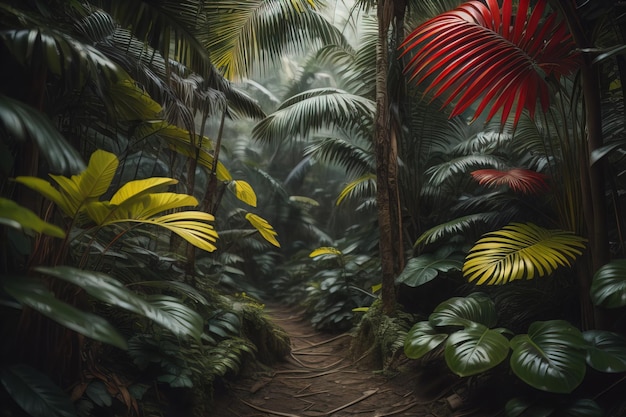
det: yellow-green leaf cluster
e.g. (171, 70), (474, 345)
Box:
(245, 213), (280, 247)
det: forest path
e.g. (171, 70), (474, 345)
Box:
(210, 304), (465, 417)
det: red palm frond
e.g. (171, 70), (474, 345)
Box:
(400, 0), (579, 126)
(471, 168), (549, 194)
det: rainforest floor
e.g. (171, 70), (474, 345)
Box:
(209, 304), (491, 417)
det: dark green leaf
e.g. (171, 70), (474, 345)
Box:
(0, 364), (77, 417)
(2, 277), (127, 349)
(583, 330), (626, 373)
(590, 260), (626, 308)
(85, 381), (112, 407)
(510, 320), (586, 393)
(505, 397), (554, 417)
(404, 321), (448, 359)
(445, 324), (510, 376)
(36, 266), (203, 340)
(396, 250), (463, 287)
(430, 293), (497, 328)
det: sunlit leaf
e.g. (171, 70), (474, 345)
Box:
(463, 223), (587, 285)
(245, 213), (280, 247)
(309, 247), (342, 258)
(400, 0), (579, 126)
(110, 177), (178, 206)
(229, 180), (257, 207)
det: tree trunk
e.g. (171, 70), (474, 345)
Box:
(376, 0), (397, 315)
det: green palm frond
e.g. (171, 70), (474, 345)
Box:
(305, 136), (375, 177)
(425, 154), (504, 186)
(205, 0), (346, 79)
(101, 0), (212, 77)
(414, 212), (499, 247)
(252, 88), (375, 145)
(463, 223), (587, 285)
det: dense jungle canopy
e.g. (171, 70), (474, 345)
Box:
(1, 0), (626, 416)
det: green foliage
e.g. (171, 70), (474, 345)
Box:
(0, 364), (77, 417)
(396, 247), (463, 287)
(505, 397), (603, 417)
(590, 259), (626, 308)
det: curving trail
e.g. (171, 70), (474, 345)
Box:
(210, 305), (465, 417)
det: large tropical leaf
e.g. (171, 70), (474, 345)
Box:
(205, 0), (346, 79)
(228, 180), (257, 207)
(2, 277), (127, 349)
(470, 168), (549, 195)
(510, 320), (587, 393)
(252, 88), (375, 145)
(505, 397), (603, 417)
(425, 154), (504, 186)
(404, 321), (448, 359)
(0, 198), (65, 238)
(109, 178), (179, 206)
(400, 0), (579, 126)
(36, 266), (203, 340)
(590, 259), (626, 308)
(16, 150), (119, 218)
(0, 364), (77, 417)
(583, 330), (626, 373)
(463, 223), (587, 285)
(0, 95), (84, 175)
(429, 292), (498, 328)
(395, 248), (463, 287)
(306, 135), (375, 177)
(445, 323), (509, 376)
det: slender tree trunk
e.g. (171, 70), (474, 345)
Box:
(376, 0), (397, 315)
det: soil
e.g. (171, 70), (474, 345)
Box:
(210, 305), (480, 417)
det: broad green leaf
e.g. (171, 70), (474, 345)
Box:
(2, 277), (127, 349)
(404, 321), (448, 359)
(430, 293), (497, 328)
(505, 397), (554, 417)
(229, 180), (257, 207)
(396, 251), (463, 287)
(245, 213), (280, 247)
(309, 247), (342, 258)
(444, 324), (509, 376)
(109, 177), (178, 206)
(36, 266), (203, 340)
(0, 95), (84, 174)
(583, 330), (626, 373)
(505, 397), (603, 417)
(510, 320), (586, 393)
(145, 295), (205, 340)
(0, 198), (65, 238)
(590, 260), (626, 308)
(0, 364), (77, 417)
(134, 280), (209, 305)
(14, 176), (71, 216)
(463, 223), (587, 285)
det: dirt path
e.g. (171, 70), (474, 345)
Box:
(210, 305), (467, 417)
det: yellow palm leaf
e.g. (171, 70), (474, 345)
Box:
(110, 177), (178, 206)
(229, 180), (257, 207)
(245, 213), (280, 247)
(309, 247), (342, 258)
(463, 223), (587, 285)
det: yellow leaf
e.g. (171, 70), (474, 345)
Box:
(230, 180), (257, 207)
(309, 247), (342, 258)
(245, 213), (280, 247)
(371, 283), (382, 293)
(14, 176), (70, 216)
(110, 177), (178, 206)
